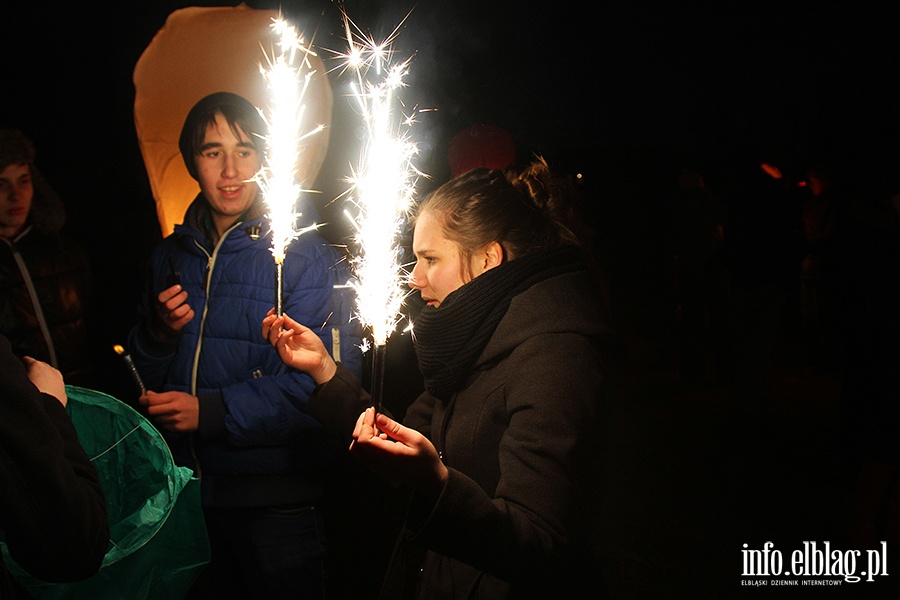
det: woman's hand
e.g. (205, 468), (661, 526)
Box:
(261, 309), (337, 384)
(350, 407), (449, 499)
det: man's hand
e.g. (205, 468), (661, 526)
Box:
(139, 390), (200, 433)
(152, 284), (194, 340)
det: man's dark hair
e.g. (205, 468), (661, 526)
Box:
(0, 128), (36, 172)
(178, 92), (266, 180)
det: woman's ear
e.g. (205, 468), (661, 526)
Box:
(481, 241), (504, 272)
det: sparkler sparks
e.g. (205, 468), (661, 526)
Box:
(336, 10), (422, 350)
(257, 17), (326, 314)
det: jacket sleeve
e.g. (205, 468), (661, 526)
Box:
(306, 362), (375, 446)
(0, 337), (110, 583)
(403, 333), (603, 583)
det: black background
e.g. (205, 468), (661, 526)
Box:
(5, 2), (900, 596)
(7, 1), (900, 247)
(8, 2), (900, 209)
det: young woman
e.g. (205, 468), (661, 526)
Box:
(262, 158), (613, 599)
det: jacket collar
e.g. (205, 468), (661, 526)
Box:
(178, 193), (269, 250)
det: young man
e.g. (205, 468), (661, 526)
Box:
(127, 92), (362, 600)
(0, 129), (94, 387)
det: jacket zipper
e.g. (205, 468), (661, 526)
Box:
(186, 221), (243, 480)
(437, 393), (457, 463)
(4, 230), (58, 367)
(190, 240), (213, 395)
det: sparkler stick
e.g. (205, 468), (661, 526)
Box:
(258, 17), (325, 315)
(334, 10), (422, 407)
(113, 344), (146, 394)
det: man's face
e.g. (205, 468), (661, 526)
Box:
(195, 113), (262, 237)
(0, 162), (33, 239)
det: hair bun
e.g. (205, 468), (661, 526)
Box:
(507, 157), (563, 213)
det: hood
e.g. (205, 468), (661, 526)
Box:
(479, 271), (609, 366)
(28, 165), (66, 234)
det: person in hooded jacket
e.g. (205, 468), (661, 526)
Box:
(126, 91), (362, 600)
(263, 158), (613, 599)
(0, 128), (95, 388)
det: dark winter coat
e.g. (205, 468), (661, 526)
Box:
(0, 176), (93, 387)
(310, 267), (609, 599)
(0, 333), (109, 598)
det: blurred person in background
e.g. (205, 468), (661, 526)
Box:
(0, 128), (95, 388)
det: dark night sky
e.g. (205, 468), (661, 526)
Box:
(7, 2), (900, 189)
(4, 1), (900, 341)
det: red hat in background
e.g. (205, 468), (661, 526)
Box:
(447, 123), (516, 177)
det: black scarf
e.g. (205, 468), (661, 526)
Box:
(413, 246), (583, 401)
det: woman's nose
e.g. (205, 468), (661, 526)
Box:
(407, 264), (422, 289)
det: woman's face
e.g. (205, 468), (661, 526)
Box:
(408, 210), (503, 307)
(409, 211), (472, 308)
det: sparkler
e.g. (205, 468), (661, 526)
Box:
(333, 10), (422, 406)
(113, 344), (146, 394)
(257, 17), (325, 315)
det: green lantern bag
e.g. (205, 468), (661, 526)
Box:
(1, 386), (210, 599)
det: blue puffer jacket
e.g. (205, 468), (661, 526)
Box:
(127, 194), (363, 508)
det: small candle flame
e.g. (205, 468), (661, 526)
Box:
(113, 343), (146, 394)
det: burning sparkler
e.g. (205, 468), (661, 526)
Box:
(257, 17), (326, 315)
(333, 10), (423, 405)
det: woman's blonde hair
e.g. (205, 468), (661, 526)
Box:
(415, 157), (592, 270)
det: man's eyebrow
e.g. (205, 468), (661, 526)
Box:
(198, 140), (256, 153)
